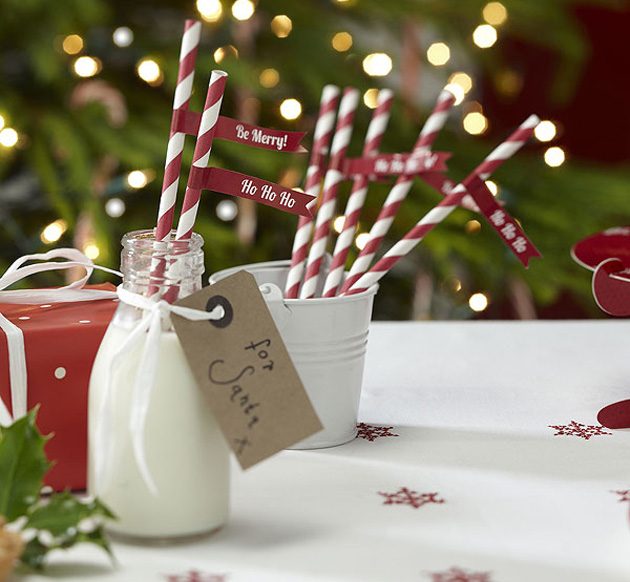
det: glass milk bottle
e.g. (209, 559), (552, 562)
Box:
(88, 230), (230, 542)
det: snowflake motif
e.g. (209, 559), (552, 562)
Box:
(612, 490), (630, 503)
(378, 487), (444, 509)
(548, 420), (612, 440)
(163, 571), (228, 582)
(356, 422), (399, 442)
(426, 566), (493, 582)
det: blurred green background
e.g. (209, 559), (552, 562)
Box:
(1, 0), (629, 319)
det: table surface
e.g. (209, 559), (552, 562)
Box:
(14, 321), (630, 582)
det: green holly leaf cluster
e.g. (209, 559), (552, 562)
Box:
(0, 407), (115, 571)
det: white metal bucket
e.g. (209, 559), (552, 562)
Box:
(209, 260), (377, 449)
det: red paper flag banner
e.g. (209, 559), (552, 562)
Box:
(344, 151), (450, 178)
(172, 109), (307, 153)
(464, 174), (542, 267)
(189, 166), (315, 218)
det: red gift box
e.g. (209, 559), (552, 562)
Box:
(0, 283), (118, 491)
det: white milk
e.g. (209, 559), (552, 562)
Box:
(88, 322), (230, 541)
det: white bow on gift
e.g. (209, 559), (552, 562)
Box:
(0, 248), (121, 428)
(93, 287), (225, 497)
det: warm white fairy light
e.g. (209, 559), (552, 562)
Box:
(363, 88), (379, 109)
(280, 98), (302, 120)
(40, 220), (68, 244)
(534, 120), (557, 142)
(214, 45), (238, 64)
(469, 292), (489, 312)
(232, 0), (255, 21)
(463, 111), (488, 135)
(197, 0), (223, 22)
(444, 83), (465, 106)
(544, 146), (566, 167)
(465, 219), (481, 235)
(448, 72), (473, 94)
(136, 58), (163, 85)
(473, 24), (498, 48)
(271, 15), (292, 38)
(0, 115), (4, 130)
(333, 216), (346, 233)
(83, 242), (100, 260)
(259, 68), (279, 88)
(485, 180), (499, 196)
(483, 2), (508, 26)
(427, 42), (450, 66)
(355, 232), (370, 250)
(363, 53), (393, 77)
(127, 170), (149, 189)
(62, 34), (84, 55)
(216, 199), (238, 221)
(332, 31), (353, 52)
(113, 27), (134, 47)
(0, 128), (18, 148)
(105, 198), (126, 218)
(73, 56), (101, 78)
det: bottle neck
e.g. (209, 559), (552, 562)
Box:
(114, 230), (205, 328)
(120, 230), (205, 297)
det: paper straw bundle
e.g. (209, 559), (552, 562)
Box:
(285, 85), (341, 299)
(322, 89), (394, 298)
(341, 114), (540, 296)
(338, 89), (455, 295)
(299, 88), (361, 299)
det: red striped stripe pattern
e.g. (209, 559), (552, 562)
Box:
(155, 20), (202, 245)
(343, 114), (540, 296)
(339, 89), (455, 295)
(176, 70), (228, 241)
(284, 85), (340, 299)
(299, 87), (360, 299)
(322, 89), (394, 297)
(149, 20), (201, 297)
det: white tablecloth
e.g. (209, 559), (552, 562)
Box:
(14, 321), (630, 582)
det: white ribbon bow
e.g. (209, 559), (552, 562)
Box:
(0, 249), (121, 427)
(93, 286), (224, 497)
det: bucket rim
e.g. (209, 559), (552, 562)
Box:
(208, 259), (378, 303)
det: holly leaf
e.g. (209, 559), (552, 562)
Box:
(20, 491), (116, 570)
(0, 407), (51, 522)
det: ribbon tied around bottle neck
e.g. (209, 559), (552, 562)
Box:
(0, 248), (121, 428)
(93, 286), (225, 498)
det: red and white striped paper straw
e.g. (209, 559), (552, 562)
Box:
(339, 89), (455, 295)
(175, 70), (228, 241)
(284, 85), (341, 299)
(155, 20), (202, 244)
(148, 20), (202, 296)
(342, 114), (540, 296)
(299, 87), (360, 299)
(322, 88), (394, 297)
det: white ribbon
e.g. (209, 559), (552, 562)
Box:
(93, 286), (224, 497)
(0, 249), (121, 427)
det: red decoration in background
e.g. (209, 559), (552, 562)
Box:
(571, 228), (630, 271)
(378, 487), (444, 509)
(548, 420), (611, 440)
(426, 567), (494, 582)
(356, 423), (399, 441)
(598, 399), (630, 429)
(164, 570), (228, 582)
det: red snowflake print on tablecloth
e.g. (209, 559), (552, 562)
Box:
(548, 420), (611, 440)
(163, 571), (228, 582)
(425, 566), (493, 582)
(356, 422), (399, 441)
(612, 490), (630, 503)
(378, 487), (444, 509)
